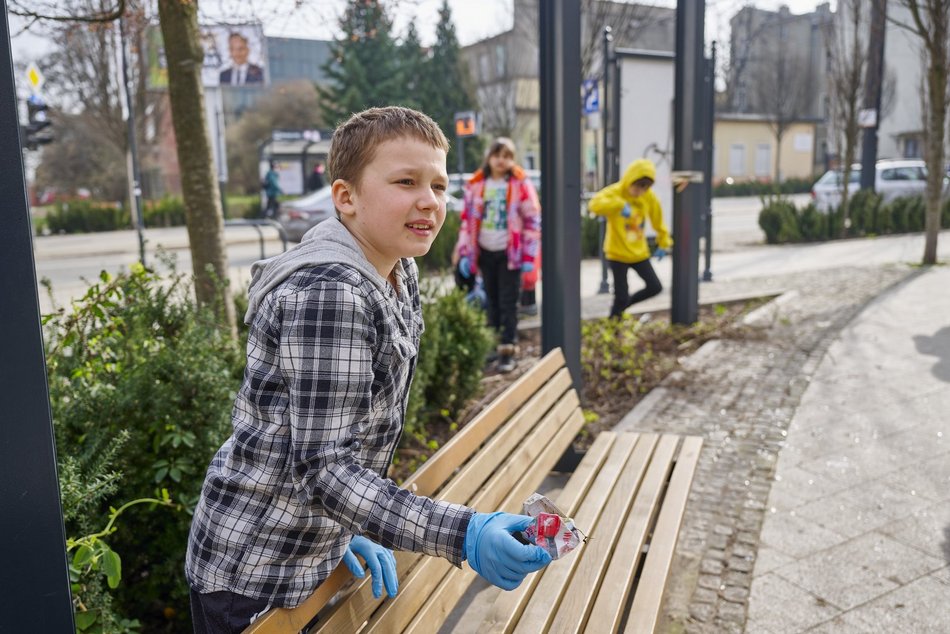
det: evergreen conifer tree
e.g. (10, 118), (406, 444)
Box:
(425, 0), (483, 172)
(319, 0), (403, 126)
(397, 21), (428, 111)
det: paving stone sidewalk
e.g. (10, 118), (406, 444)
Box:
(614, 263), (917, 633)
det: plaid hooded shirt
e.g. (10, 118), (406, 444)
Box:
(186, 219), (474, 607)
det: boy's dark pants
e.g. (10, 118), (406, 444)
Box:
(479, 248), (521, 345)
(191, 588), (270, 634)
(608, 258), (662, 318)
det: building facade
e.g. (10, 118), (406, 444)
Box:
(714, 114), (818, 184)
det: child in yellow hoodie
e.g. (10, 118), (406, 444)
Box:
(588, 158), (673, 319)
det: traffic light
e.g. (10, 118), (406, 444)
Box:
(22, 95), (53, 151)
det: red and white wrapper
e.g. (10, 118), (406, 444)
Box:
(519, 493), (585, 559)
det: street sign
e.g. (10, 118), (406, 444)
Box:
(26, 61), (43, 93)
(454, 111), (478, 137)
(858, 108), (878, 129)
(582, 79), (599, 114)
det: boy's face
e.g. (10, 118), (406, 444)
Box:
(332, 137), (448, 277)
(628, 179), (653, 198)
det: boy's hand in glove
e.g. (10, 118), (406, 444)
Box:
(343, 536), (399, 599)
(464, 512), (552, 590)
(654, 247), (667, 261)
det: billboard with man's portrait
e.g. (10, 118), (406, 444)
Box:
(145, 23), (268, 90)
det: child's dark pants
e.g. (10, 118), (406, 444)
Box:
(190, 588), (270, 634)
(608, 258), (662, 318)
(479, 249), (521, 345)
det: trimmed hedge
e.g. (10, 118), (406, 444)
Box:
(714, 177), (814, 198)
(759, 193), (950, 244)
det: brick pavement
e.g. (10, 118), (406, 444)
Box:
(613, 263), (916, 633)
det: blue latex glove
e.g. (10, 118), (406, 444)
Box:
(654, 247), (667, 261)
(459, 256), (472, 279)
(464, 512), (552, 591)
(621, 204), (632, 218)
(521, 262), (535, 273)
(343, 536), (398, 599)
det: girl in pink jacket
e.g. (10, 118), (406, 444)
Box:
(453, 138), (541, 373)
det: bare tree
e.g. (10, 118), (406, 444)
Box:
(13, 0), (236, 334)
(892, 0), (949, 264)
(750, 46), (810, 182)
(824, 0), (866, 234)
(477, 82), (519, 139)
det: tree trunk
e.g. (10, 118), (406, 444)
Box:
(923, 48), (947, 264)
(773, 128), (784, 183)
(157, 0), (236, 336)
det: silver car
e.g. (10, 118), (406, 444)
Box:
(277, 187), (462, 242)
(811, 159), (933, 212)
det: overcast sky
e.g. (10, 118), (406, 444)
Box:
(10, 1), (835, 64)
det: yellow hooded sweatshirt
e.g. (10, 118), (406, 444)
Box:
(588, 158), (673, 264)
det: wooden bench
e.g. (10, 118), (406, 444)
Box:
(245, 348), (702, 634)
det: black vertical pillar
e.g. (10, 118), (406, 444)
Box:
(0, 3), (75, 628)
(671, 0), (705, 325)
(702, 42), (717, 283)
(860, 0), (887, 191)
(539, 0), (582, 388)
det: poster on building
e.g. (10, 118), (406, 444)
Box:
(145, 23), (268, 89)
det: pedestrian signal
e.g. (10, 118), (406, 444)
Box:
(454, 111), (478, 138)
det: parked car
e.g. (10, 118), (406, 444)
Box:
(276, 186), (335, 242)
(811, 159), (934, 212)
(277, 187), (463, 242)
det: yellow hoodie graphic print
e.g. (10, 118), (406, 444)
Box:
(588, 158), (673, 263)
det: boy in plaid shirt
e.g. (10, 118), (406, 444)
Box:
(186, 107), (551, 633)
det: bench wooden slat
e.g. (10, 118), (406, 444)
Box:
(537, 434), (676, 634)
(309, 360), (574, 633)
(481, 432), (619, 634)
(584, 435), (690, 633)
(364, 399), (586, 634)
(624, 436), (703, 634)
(401, 407), (598, 634)
(318, 391), (582, 634)
(405, 349), (566, 497)
(510, 433), (646, 633)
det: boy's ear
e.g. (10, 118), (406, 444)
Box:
(332, 179), (356, 218)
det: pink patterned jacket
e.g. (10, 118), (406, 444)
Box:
(454, 165), (541, 274)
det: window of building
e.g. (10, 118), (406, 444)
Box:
(729, 144), (746, 176)
(903, 137), (920, 158)
(479, 53), (491, 82)
(495, 44), (506, 78)
(755, 144), (771, 177)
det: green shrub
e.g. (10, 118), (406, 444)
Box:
(714, 177), (814, 198)
(582, 212), (601, 258)
(44, 262), (244, 630)
(404, 285), (494, 441)
(143, 196), (187, 228)
(847, 190), (881, 236)
(758, 196), (800, 243)
(943, 198), (950, 229)
(417, 211), (461, 272)
(797, 203), (826, 241)
(46, 200), (130, 234)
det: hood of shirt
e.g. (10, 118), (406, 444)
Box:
(619, 159), (657, 202)
(244, 217), (395, 324)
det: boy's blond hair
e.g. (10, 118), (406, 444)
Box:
(327, 106), (450, 190)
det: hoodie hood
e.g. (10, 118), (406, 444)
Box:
(244, 218), (394, 324)
(619, 159), (657, 200)
(469, 164), (526, 184)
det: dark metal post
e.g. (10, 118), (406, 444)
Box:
(119, 14), (147, 265)
(539, 0), (582, 389)
(702, 42), (717, 283)
(860, 0), (887, 191)
(597, 27), (613, 295)
(0, 3), (75, 627)
(457, 135), (465, 175)
(671, 0), (705, 324)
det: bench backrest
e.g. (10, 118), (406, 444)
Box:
(245, 348), (584, 634)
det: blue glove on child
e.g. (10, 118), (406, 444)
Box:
(521, 262), (535, 273)
(464, 512), (552, 591)
(343, 535), (399, 599)
(621, 204), (632, 218)
(459, 256), (472, 279)
(654, 247), (667, 261)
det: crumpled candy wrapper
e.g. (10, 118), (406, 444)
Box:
(518, 493), (586, 559)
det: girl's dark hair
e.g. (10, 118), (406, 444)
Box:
(479, 137), (517, 179)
